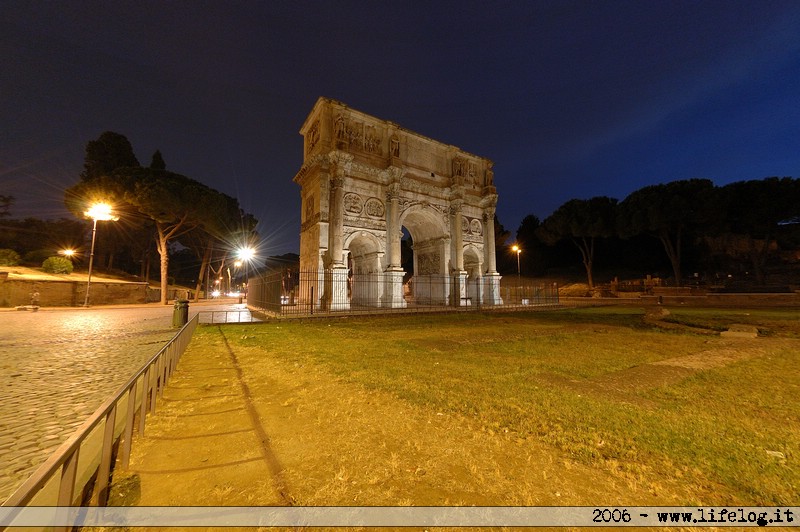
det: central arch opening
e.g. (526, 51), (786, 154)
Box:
(400, 207), (450, 305)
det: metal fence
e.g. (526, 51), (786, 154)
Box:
(1, 315), (199, 529)
(247, 269), (559, 317)
(198, 310), (262, 324)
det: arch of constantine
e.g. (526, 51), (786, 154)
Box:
(293, 97), (502, 310)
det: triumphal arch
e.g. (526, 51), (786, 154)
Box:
(293, 97), (502, 310)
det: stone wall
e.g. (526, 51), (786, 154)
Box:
(0, 278), (156, 307)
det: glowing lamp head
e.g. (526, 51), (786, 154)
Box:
(237, 247), (255, 262)
(84, 202), (118, 221)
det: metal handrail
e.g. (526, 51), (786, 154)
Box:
(1, 314), (199, 525)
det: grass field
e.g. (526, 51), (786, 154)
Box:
(184, 307), (798, 506)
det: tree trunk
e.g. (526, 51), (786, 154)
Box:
(584, 260), (594, 290)
(194, 241), (213, 302)
(156, 230), (170, 305)
(659, 229), (682, 286)
(573, 237), (595, 289)
(749, 237), (770, 285)
(154, 217), (189, 305)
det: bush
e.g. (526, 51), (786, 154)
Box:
(23, 249), (52, 266)
(42, 256), (74, 274)
(0, 249), (21, 266)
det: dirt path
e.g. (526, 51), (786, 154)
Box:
(107, 326), (698, 516)
(551, 336), (775, 408)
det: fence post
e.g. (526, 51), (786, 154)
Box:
(139, 369), (149, 435)
(93, 406), (117, 505)
(57, 449), (79, 508)
(121, 382), (137, 469)
(149, 363), (158, 414)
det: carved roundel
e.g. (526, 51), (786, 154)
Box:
(470, 218), (483, 235)
(344, 193), (363, 214)
(461, 216), (469, 233)
(364, 197), (385, 218)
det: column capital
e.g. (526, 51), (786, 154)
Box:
(329, 150), (353, 178)
(385, 182), (401, 202)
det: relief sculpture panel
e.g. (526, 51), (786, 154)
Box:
(334, 113), (383, 155)
(470, 218), (482, 235)
(344, 192), (363, 214)
(417, 251), (441, 275)
(364, 197), (385, 218)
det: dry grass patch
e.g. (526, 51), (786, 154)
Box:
(109, 307), (799, 514)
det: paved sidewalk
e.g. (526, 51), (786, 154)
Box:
(0, 299), (255, 503)
(107, 325), (289, 508)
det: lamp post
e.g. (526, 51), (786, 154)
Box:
(512, 244), (521, 303)
(234, 260), (243, 292)
(83, 203), (117, 306)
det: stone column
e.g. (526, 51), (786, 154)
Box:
(450, 201), (468, 306)
(483, 207), (497, 274)
(385, 183), (402, 271)
(451, 200), (464, 271)
(482, 207), (503, 305)
(326, 164), (349, 311)
(329, 176), (345, 267)
(382, 182), (406, 308)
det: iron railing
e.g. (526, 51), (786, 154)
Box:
(247, 269), (559, 317)
(1, 314), (199, 530)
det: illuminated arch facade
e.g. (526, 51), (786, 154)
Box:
(293, 97), (502, 310)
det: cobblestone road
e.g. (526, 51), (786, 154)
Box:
(0, 302), (254, 503)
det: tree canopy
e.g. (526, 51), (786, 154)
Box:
(617, 179), (715, 286)
(538, 196), (617, 288)
(150, 150), (166, 170)
(66, 132), (258, 304)
(718, 177), (800, 284)
(0, 195), (13, 218)
(80, 131), (140, 181)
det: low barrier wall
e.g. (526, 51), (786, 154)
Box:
(0, 279), (156, 307)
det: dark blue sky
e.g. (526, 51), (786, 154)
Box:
(3, 1), (799, 254)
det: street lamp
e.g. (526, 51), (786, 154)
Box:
(512, 244), (521, 303)
(83, 203), (118, 306)
(512, 244), (521, 277)
(237, 247), (255, 300)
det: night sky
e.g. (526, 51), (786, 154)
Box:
(3, 1), (800, 255)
